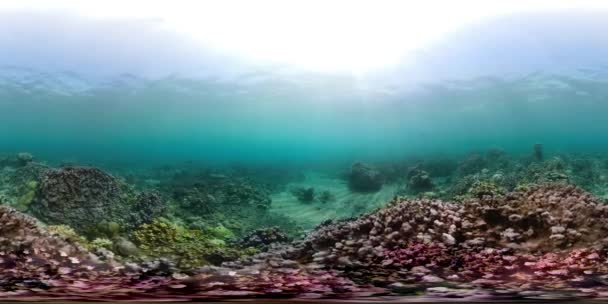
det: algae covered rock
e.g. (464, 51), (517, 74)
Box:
(129, 191), (166, 228)
(16, 152), (33, 167)
(348, 162), (383, 192)
(30, 166), (166, 235)
(407, 169), (434, 193)
(238, 226), (291, 250)
(114, 237), (139, 256)
(133, 218), (248, 269)
(30, 167), (121, 232)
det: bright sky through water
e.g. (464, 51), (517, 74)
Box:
(2, 0), (608, 73)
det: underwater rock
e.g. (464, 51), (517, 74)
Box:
(0, 205), (111, 276)
(456, 153), (487, 176)
(129, 191), (166, 228)
(407, 169), (434, 193)
(466, 180), (504, 199)
(114, 237), (139, 257)
(0, 152), (34, 168)
(31, 166), (123, 233)
(348, 162), (383, 192)
(164, 172), (298, 237)
(16, 152), (33, 167)
(238, 226), (291, 250)
(318, 190), (335, 203)
(133, 218), (250, 269)
(290, 186), (315, 203)
(174, 175), (272, 213)
(30, 166), (165, 235)
(6, 162), (47, 189)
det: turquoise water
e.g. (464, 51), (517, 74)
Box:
(1, 72), (608, 167)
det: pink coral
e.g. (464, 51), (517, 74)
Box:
(4, 184), (608, 301)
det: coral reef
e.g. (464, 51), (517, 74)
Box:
(466, 180), (505, 199)
(348, 162), (383, 192)
(279, 184), (608, 290)
(407, 169), (434, 193)
(5, 150), (608, 301)
(0, 205), (118, 286)
(30, 166), (165, 235)
(237, 226), (291, 251)
(4, 184), (608, 300)
(165, 172), (298, 237)
(455, 153), (487, 176)
(133, 218), (249, 269)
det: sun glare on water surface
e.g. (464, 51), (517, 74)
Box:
(3, 0), (608, 74)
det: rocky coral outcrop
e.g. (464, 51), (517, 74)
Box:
(30, 166), (165, 234)
(251, 183), (608, 294)
(290, 186), (315, 203)
(173, 175), (272, 215)
(348, 162), (383, 192)
(0, 205), (114, 284)
(407, 169), (434, 193)
(238, 227), (291, 251)
(297, 184), (607, 265)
